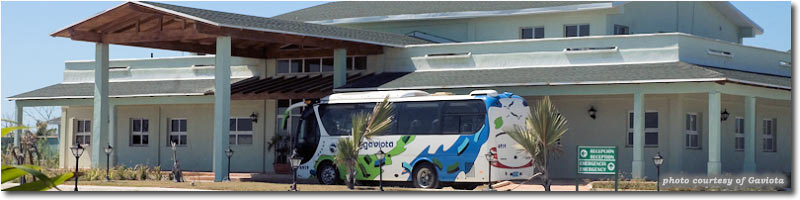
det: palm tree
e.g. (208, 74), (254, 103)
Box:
(335, 96), (394, 189)
(506, 96), (568, 191)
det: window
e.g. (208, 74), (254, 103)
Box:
(277, 56), (367, 74)
(169, 119), (187, 146)
(131, 118), (149, 146)
(627, 112), (658, 147)
(441, 100), (486, 134)
(318, 102), (377, 136)
(685, 113), (700, 149)
(614, 25), (630, 35)
(565, 24), (590, 37)
(521, 27), (544, 39)
(734, 117), (744, 151)
(396, 102), (442, 134)
(229, 118), (253, 145)
(75, 119), (91, 145)
(762, 119), (776, 152)
(277, 99), (317, 137)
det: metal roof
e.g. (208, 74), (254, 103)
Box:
(274, 1), (606, 22)
(336, 62), (791, 91)
(230, 73), (377, 100)
(8, 78), (246, 101)
(135, 1), (430, 47)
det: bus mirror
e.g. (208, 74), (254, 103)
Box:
(281, 101), (309, 130)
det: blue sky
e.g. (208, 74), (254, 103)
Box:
(0, 1), (791, 125)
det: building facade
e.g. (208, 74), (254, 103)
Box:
(9, 1), (790, 181)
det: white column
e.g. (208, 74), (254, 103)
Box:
(92, 43), (110, 168)
(213, 36), (232, 182)
(333, 48), (347, 88)
(14, 102), (22, 147)
(743, 96), (757, 172)
(707, 91), (721, 175)
(632, 92), (645, 179)
(109, 104), (117, 166)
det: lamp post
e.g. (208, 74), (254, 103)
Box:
(225, 147), (234, 182)
(104, 145), (113, 181)
(375, 149), (386, 191)
(652, 152), (664, 192)
(70, 145), (85, 191)
(289, 150), (302, 191)
(484, 151), (497, 191)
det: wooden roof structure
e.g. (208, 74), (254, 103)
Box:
(51, 1), (428, 59)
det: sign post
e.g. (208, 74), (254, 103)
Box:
(576, 146), (618, 191)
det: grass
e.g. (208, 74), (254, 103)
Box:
(74, 180), (425, 192)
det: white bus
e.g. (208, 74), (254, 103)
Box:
(284, 90), (532, 189)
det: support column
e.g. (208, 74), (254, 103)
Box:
(707, 91), (721, 175)
(213, 36), (232, 182)
(333, 48), (347, 88)
(109, 104), (117, 166)
(14, 102), (22, 147)
(631, 92), (645, 179)
(92, 43), (110, 168)
(743, 96), (757, 172)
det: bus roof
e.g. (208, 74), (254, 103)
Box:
(321, 90), (505, 104)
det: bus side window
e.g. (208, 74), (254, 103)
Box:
(396, 102), (442, 134)
(442, 100), (487, 134)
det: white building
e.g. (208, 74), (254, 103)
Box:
(8, 1), (790, 182)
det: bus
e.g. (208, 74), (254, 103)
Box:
(284, 90), (532, 189)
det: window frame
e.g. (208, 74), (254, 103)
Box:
(168, 118), (188, 146)
(75, 119), (92, 146)
(230, 117), (254, 145)
(520, 26), (544, 39)
(565, 24), (590, 37)
(277, 56), (368, 75)
(685, 112), (701, 149)
(762, 118), (776, 152)
(614, 24), (630, 35)
(734, 117), (744, 151)
(626, 111), (659, 147)
(130, 118), (149, 146)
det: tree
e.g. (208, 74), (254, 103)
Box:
(1, 120), (73, 191)
(334, 96), (394, 189)
(505, 96), (568, 191)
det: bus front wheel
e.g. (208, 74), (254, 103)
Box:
(317, 162), (341, 185)
(412, 162), (440, 189)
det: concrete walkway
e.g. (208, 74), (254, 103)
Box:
(494, 180), (591, 191)
(2, 183), (213, 191)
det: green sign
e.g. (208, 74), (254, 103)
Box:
(577, 146), (617, 175)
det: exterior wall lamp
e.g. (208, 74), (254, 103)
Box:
(720, 109), (730, 121)
(588, 106), (597, 120)
(250, 112), (258, 123)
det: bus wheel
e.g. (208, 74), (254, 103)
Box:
(317, 162), (340, 185)
(412, 163), (439, 189)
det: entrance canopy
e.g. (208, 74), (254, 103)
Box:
(51, 1), (428, 59)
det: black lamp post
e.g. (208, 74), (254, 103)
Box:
(289, 150), (302, 191)
(484, 151), (497, 191)
(721, 109), (730, 121)
(588, 106), (597, 120)
(652, 152), (664, 191)
(70, 145), (85, 191)
(104, 145), (113, 181)
(376, 149), (386, 191)
(225, 147), (234, 182)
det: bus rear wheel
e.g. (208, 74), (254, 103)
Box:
(412, 163), (440, 189)
(317, 162), (340, 185)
